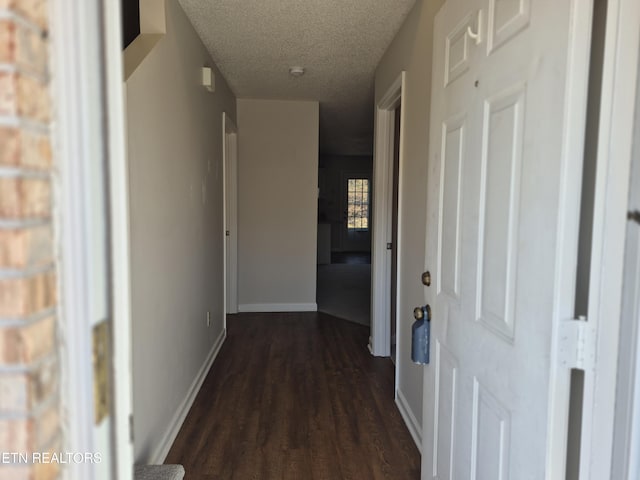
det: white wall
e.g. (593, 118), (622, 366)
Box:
(237, 99), (319, 312)
(374, 0), (444, 433)
(125, 0), (236, 463)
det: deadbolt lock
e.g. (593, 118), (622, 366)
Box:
(422, 271), (431, 286)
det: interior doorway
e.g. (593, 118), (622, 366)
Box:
(371, 71), (405, 359)
(316, 155), (373, 326)
(223, 112), (238, 318)
(390, 105), (401, 363)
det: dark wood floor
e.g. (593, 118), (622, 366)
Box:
(165, 312), (420, 479)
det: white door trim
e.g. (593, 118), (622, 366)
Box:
(544, 0), (597, 476)
(223, 112), (239, 319)
(612, 95), (640, 479)
(612, 23), (640, 477)
(52, 0), (133, 477)
(104, 0), (135, 476)
(371, 72), (405, 357)
(584, 0), (640, 477)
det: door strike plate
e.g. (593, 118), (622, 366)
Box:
(93, 320), (111, 425)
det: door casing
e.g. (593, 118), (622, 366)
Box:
(223, 112), (239, 318)
(371, 72), (406, 360)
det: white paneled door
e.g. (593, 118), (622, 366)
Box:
(422, 0), (590, 478)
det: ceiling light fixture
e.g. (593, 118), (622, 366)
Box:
(289, 66), (305, 77)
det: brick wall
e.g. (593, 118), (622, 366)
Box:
(0, 1), (60, 479)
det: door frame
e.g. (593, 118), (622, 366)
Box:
(105, 0), (135, 475)
(612, 75), (640, 479)
(223, 112), (239, 318)
(590, 0), (640, 477)
(534, 0), (639, 475)
(52, 0), (134, 477)
(371, 71), (405, 358)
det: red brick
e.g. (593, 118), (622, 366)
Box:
(0, 71), (18, 117)
(0, 403), (57, 456)
(17, 74), (49, 122)
(0, 73), (49, 122)
(0, 128), (52, 170)
(0, 316), (56, 364)
(0, 20), (17, 63)
(0, 227), (54, 268)
(0, 271), (56, 317)
(0, 465), (30, 480)
(0, 416), (32, 452)
(0, 360), (57, 413)
(0, 372), (29, 412)
(0, 0), (48, 31)
(0, 178), (51, 219)
(35, 402), (57, 448)
(34, 460), (59, 480)
(0, 127), (20, 165)
(0, 20), (46, 75)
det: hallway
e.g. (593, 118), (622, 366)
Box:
(317, 252), (372, 326)
(165, 313), (420, 479)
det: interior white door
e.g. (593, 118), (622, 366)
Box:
(421, 0), (589, 478)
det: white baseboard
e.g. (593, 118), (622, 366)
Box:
(238, 303), (318, 313)
(149, 327), (227, 464)
(396, 388), (422, 453)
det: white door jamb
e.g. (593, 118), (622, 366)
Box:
(371, 72), (405, 358)
(223, 112), (239, 320)
(587, 0), (640, 477)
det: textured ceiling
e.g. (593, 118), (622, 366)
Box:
(178, 0), (416, 156)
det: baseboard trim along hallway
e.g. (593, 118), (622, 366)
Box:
(238, 303), (318, 312)
(396, 388), (422, 453)
(150, 327), (227, 464)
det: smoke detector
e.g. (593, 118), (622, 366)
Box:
(289, 66), (305, 77)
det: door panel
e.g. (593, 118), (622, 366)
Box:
(433, 342), (458, 479)
(476, 83), (525, 342)
(422, 0), (582, 478)
(471, 379), (511, 480)
(438, 114), (464, 300)
(487, 0), (531, 53)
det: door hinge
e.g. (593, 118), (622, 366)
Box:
(92, 320), (110, 425)
(557, 317), (597, 371)
(629, 210), (640, 225)
(387, 242), (392, 250)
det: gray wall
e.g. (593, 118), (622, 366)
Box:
(125, 0), (236, 462)
(237, 99), (319, 311)
(375, 0), (445, 433)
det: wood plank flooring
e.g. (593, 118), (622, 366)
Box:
(165, 312), (420, 479)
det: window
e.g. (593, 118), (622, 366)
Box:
(347, 178), (369, 231)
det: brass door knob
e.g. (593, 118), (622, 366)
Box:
(422, 271), (431, 286)
(414, 305), (432, 321)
